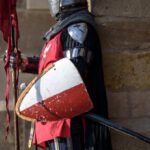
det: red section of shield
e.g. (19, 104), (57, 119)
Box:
(20, 84), (93, 121)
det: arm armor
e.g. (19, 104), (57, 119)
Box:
(64, 47), (92, 77)
(62, 23), (93, 78)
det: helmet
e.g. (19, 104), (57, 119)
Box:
(48, 0), (87, 17)
(48, 0), (60, 17)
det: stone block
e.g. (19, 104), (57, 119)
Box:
(129, 91), (150, 117)
(17, 10), (55, 56)
(27, 0), (48, 10)
(0, 111), (35, 150)
(94, 0), (150, 18)
(95, 19), (150, 50)
(109, 117), (150, 150)
(107, 91), (150, 119)
(0, 60), (7, 101)
(103, 50), (150, 90)
(17, 0), (26, 9)
(107, 92), (131, 118)
(0, 32), (7, 53)
(111, 130), (150, 150)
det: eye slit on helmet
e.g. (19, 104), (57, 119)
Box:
(60, 0), (87, 8)
(61, 3), (76, 9)
(60, 1), (87, 11)
(48, 0), (87, 17)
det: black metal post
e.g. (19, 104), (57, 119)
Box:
(86, 113), (150, 144)
(11, 17), (20, 150)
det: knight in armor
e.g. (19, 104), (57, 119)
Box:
(8, 0), (112, 149)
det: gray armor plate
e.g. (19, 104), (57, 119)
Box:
(68, 23), (88, 44)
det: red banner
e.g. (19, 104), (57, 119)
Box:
(0, 0), (19, 139)
(0, 0), (19, 42)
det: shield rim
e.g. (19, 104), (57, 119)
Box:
(15, 63), (54, 122)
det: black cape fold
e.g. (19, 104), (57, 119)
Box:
(44, 10), (112, 150)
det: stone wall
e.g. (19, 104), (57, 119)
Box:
(94, 0), (150, 149)
(0, 0), (150, 149)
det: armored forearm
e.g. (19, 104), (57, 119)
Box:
(64, 47), (92, 77)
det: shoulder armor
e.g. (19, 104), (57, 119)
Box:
(67, 23), (88, 44)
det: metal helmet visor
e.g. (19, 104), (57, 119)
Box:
(60, 0), (86, 7)
(48, 0), (60, 17)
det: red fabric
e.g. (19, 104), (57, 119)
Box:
(38, 32), (63, 74)
(0, 0), (19, 42)
(0, 0), (19, 139)
(4, 37), (11, 139)
(33, 120), (71, 148)
(33, 31), (71, 148)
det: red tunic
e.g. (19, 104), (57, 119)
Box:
(33, 31), (71, 148)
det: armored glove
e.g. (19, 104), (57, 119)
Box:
(3, 49), (22, 69)
(3, 49), (39, 74)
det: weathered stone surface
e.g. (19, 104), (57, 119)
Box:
(107, 92), (131, 118)
(111, 130), (150, 150)
(0, 111), (35, 150)
(95, 19), (150, 50)
(17, 0), (26, 9)
(103, 50), (150, 90)
(110, 117), (150, 150)
(27, 0), (48, 10)
(94, 0), (150, 18)
(17, 10), (55, 56)
(108, 91), (150, 119)
(0, 60), (7, 101)
(129, 91), (150, 117)
(0, 32), (6, 52)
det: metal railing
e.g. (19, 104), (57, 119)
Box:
(86, 113), (150, 144)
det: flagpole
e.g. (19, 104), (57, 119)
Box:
(12, 68), (20, 150)
(11, 16), (20, 150)
(86, 113), (150, 144)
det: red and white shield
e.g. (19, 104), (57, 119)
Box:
(16, 58), (93, 122)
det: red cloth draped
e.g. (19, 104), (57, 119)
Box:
(33, 31), (71, 149)
(0, 0), (19, 139)
(0, 0), (19, 42)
